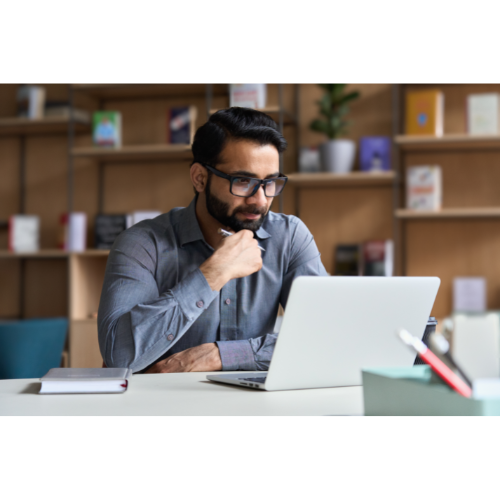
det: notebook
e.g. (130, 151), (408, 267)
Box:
(39, 368), (132, 394)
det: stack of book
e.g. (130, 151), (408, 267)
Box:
(334, 241), (393, 277)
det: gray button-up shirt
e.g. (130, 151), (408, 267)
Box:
(98, 196), (328, 373)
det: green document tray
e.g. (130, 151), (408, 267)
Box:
(362, 366), (500, 416)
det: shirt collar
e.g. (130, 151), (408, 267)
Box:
(255, 225), (271, 240)
(177, 196), (272, 246)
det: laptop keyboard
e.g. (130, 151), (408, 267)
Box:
(240, 377), (267, 384)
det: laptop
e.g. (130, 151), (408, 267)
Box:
(207, 276), (440, 391)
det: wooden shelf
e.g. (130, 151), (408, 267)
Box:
(396, 208), (500, 219)
(0, 249), (69, 259)
(73, 249), (110, 257)
(0, 249), (110, 259)
(395, 134), (500, 151)
(287, 171), (395, 187)
(0, 116), (90, 136)
(72, 84), (228, 100)
(72, 144), (193, 162)
(210, 106), (296, 125)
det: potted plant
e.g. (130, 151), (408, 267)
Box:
(310, 84), (360, 173)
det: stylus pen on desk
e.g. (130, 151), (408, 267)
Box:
(397, 329), (472, 398)
(218, 228), (266, 251)
(428, 332), (473, 388)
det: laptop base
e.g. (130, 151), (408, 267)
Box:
(207, 372), (268, 390)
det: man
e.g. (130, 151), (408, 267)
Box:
(98, 107), (328, 373)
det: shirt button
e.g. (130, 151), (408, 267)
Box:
(225, 299), (231, 305)
(167, 334), (174, 341)
(196, 300), (204, 308)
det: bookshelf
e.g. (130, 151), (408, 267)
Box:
(0, 116), (89, 136)
(0, 249), (110, 258)
(394, 83), (500, 318)
(71, 144), (193, 162)
(287, 171), (395, 187)
(0, 249), (69, 259)
(66, 83), (299, 366)
(396, 208), (500, 219)
(210, 106), (297, 125)
(0, 83), (392, 368)
(395, 134), (500, 151)
(72, 84), (228, 100)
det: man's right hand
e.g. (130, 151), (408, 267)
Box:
(199, 230), (263, 291)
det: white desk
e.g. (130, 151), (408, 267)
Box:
(0, 372), (364, 416)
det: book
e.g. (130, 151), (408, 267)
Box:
(453, 277), (487, 312)
(58, 212), (87, 251)
(126, 211), (162, 229)
(467, 93), (500, 135)
(39, 368), (132, 394)
(406, 166), (442, 211)
(44, 101), (90, 122)
(16, 85), (46, 119)
(405, 90), (444, 136)
(229, 84), (267, 109)
(92, 111), (122, 147)
(167, 106), (197, 144)
(8, 215), (40, 252)
(359, 137), (391, 172)
(334, 244), (361, 276)
(94, 214), (127, 249)
(362, 240), (393, 277)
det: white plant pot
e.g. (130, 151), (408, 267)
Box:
(320, 139), (356, 174)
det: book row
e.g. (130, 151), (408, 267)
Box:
(406, 89), (500, 136)
(8, 211), (162, 253)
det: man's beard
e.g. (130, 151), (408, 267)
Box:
(205, 176), (268, 233)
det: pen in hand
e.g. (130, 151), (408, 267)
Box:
(218, 228), (266, 252)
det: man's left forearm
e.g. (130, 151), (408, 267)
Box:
(145, 343), (222, 373)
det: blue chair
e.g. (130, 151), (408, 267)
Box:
(0, 318), (68, 379)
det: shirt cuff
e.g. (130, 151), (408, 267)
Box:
(172, 268), (219, 321)
(216, 340), (257, 371)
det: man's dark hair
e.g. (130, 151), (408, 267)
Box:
(191, 107), (287, 167)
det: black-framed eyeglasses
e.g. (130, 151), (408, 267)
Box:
(199, 162), (288, 198)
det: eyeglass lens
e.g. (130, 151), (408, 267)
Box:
(232, 177), (286, 197)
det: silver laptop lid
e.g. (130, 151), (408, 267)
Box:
(265, 276), (440, 391)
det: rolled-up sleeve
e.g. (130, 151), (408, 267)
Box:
(97, 230), (218, 372)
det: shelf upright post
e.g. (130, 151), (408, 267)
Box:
(19, 137), (26, 214)
(98, 162), (105, 214)
(18, 133), (26, 318)
(392, 84), (404, 276)
(67, 84), (77, 345)
(67, 85), (75, 216)
(206, 84), (213, 120)
(97, 98), (106, 214)
(278, 83), (284, 213)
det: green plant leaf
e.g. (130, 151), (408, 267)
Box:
(310, 119), (329, 135)
(311, 84), (360, 139)
(318, 84), (336, 93)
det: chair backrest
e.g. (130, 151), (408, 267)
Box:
(0, 318), (68, 379)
